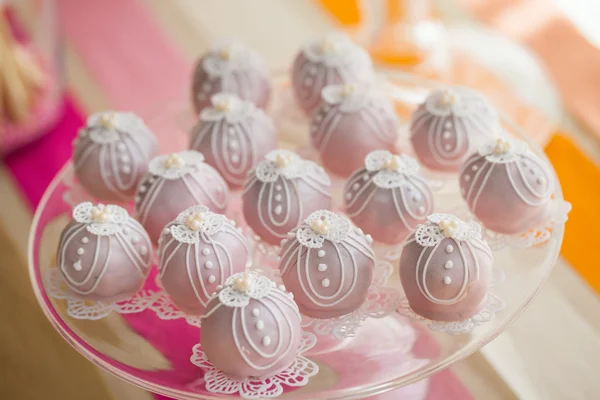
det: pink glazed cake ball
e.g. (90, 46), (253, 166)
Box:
(201, 271), (302, 379)
(242, 149), (332, 245)
(310, 83), (400, 177)
(291, 33), (374, 115)
(279, 210), (375, 318)
(410, 87), (500, 172)
(72, 111), (158, 201)
(344, 151), (434, 245)
(459, 137), (555, 234)
(134, 151), (229, 244)
(399, 214), (494, 321)
(157, 205), (249, 315)
(56, 202), (152, 302)
(190, 93), (277, 188)
(191, 40), (271, 113)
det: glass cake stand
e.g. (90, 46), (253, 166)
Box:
(28, 71), (566, 400)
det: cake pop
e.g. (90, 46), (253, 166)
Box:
(191, 40), (270, 113)
(410, 87), (500, 172)
(279, 210), (375, 318)
(242, 149), (332, 245)
(134, 151), (229, 243)
(291, 34), (373, 115)
(157, 205), (249, 315)
(310, 83), (400, 177)
(72, 111), (158, 201)
(56, 202), (152, 302)
(459, 137), (555, 234)
(399, 214), (494, 321)
(344, 151), (434, 244)
(201, 271), (302, 378)
(190, 93), (277, 188)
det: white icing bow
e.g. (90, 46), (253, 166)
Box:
(84, 111), (150, 144)
(202, 40), (262, 78)
(169, 205), (230, 244)
(215, 271), (276, 308)
(72, 202), (128, 236)
(414, 213), (482, 247)
(424, 87), (493, 118)
(478, 136), (530, 164)
(364, 150), (420, 189)
(296, 210), (351, 249)
(148, 150), (205, 180)
(254, 149), (324, 183)
(303, 33), (370, 68)
(321, 83), (373, 113)
(200, 93), (256, 124)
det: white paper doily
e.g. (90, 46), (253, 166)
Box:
(149, 290), (203, 328)
(247, 263), (282, 282)
(445, 199), (571, 251)
(427, 177), (447, 192)
(300, 258), (400, 340)
(44, 267), (156, 320)
(371, 256), (395, 288)
(378, 243), (404, 262)
(507, 200), (572, 249)
(248, 231), (281, 259)
(45, 267), (204, 325)
(396, 267), (506, 335)
(189, 332), (319, 399)
(301, 286), (401, 340)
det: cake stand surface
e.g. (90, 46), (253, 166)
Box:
(28, 71), (565, 399)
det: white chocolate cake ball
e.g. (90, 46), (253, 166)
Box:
(344, 151), (434, 244)
(291, 34), (373, 115)
(399, 214), (494, 321)
(410, 87), (500, 172)
(157, 205), (249, 315)
(459, 137), (555, 234)
(201, 272), (302, 378)
(191, 40), (271, 113)
(72, 111), (158, 201)
(134, 151), (229, 243)
(242, 149), (332, 245)
(310, 83), (400, 177)
(57, 202), (152, 302)
(279, 210), (375, 318)
(190, 93), (277, 188)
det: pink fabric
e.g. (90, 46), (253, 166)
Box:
(57, 0), (192, 113)
(122, 269), (206, 388)
(3, 97), (83, 207)
(57, 0), (192, 153)
(4, 0), (478, 398)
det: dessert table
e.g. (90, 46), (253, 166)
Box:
(1, 1), (599, 399)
